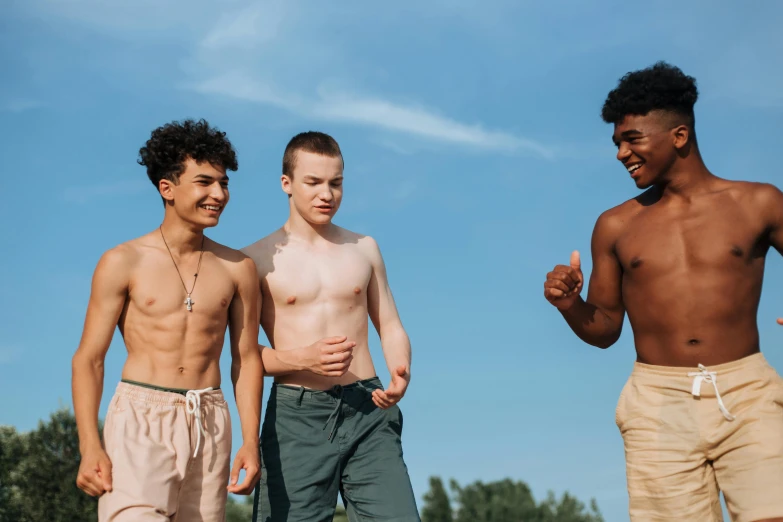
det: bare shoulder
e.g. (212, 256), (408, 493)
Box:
(593, 193), (646, 239)
(336, 226), (382, 260)
(206, 237), (259, 281)
(240, 229), (286, 277)
(97, 234), (148, 273)
(740, 180), (783, 209)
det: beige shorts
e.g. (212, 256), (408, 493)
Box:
(616, 353), (783, 522)
(98, 382), (232, 522)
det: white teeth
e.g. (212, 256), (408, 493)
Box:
(202, 205), (220, 211)
(627, 164), (643, 173)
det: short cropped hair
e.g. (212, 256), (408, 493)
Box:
(282, 131), (342, 178)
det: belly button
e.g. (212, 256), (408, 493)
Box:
(178, 367), (185, 373)
(687, 339), (701, 346)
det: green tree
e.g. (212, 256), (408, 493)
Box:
(0, 426), (25, 522)
(451, 478), (539, 522)
(0, 408), (98, 522)
(421, 476), (453, 522)
(420, 476), (604, 522)
(538, 491), (604, 522)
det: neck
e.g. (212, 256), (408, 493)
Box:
(159, 214), (205, 254)
(657, 152), (716, 199)
(283, 209), (335, 244)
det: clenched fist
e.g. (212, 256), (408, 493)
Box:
(544, 251), (584, 311)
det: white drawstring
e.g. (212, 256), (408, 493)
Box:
(185, 387), (213, 457)
(687, 364), (735, 422)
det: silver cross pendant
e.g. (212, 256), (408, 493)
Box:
(184, 295), (195, 312)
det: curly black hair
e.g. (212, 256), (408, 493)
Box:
(138, 119), (238, 191)
(601, 61), (699, 129)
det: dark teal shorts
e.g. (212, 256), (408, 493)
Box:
(252, 377), (420, 522)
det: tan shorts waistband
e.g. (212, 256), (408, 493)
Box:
(114, 381), (225, 405)
(632, 352), (768, 378)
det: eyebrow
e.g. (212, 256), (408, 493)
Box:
(612, 129), (643, 144)
(194, 173), (229, 182)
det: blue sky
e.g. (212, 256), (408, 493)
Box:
(1, 1), (782, 520)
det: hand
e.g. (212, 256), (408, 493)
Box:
(777, 318), (783, 326)
(372, 366), (410, 409)
(292, 336), (356, 377)
(544, 251), (584, 311)
(227, 443), (260, 495)
(76, 447), (113, 497)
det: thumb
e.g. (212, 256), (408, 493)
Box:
(327, 336), (348, 344)
(229, 459), (240, 485)
(570, 250), (581, 271)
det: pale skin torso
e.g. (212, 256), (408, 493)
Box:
(245, 227), (384, 389)
(117, 232), (247, 388)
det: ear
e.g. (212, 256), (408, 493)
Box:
(159, 179), (176, 203)
(671, 124), (690, 150)
(281, 174), (292, 196)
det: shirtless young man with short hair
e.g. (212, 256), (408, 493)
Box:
(243, 131), (420, 522)
(544, 62), (783, 522)
(72, 119), (263, 521)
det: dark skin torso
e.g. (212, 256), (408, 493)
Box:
(613, 180), (770, 366)
(547, 177), (783, 367)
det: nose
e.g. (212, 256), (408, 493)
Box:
(616, 142), (632, 163)
(319, 188), (334, 202)
(210, 182), (228, 202)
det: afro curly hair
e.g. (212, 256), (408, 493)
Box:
(601, 62), (699, 130)
(138, 119), (238, 196)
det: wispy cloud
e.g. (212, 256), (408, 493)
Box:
(192, 74), (553, 157)
(62, 179), (148, 204)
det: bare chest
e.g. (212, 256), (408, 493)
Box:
(615, 203), (766, 276)
(129, 257), (236, 317)
(264, 247), (373, 307)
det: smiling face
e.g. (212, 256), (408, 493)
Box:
(282, 150), (343, 225)
(612, 111), (690, 189)
(159, 157), (229, 228)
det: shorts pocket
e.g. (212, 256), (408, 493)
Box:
(615, 378), (632, 429)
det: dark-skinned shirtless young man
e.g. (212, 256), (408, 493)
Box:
(72, 120), (263, 521)
(544, 63), (783, 522)
(242, 132), (419, 522)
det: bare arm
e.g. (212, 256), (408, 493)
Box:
(558, 212), (626, 348)
(229, 257), (263, 447)
(72, 248), (129, 452)
(366, 237), (411, 375)
(757, 183), (783, 325)
(227, 256), (263, 494)
(72, 247), (130, 495)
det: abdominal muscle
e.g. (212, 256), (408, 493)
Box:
(266, 301), (378, 390)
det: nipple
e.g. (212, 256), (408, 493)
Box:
(286, 295), (297, 305)
(353, 287), (362, 295)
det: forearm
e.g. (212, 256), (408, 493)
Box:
(71, 354), (105, 451)
(231, 351), (263, 447)
(560, 297), (623, 348)
(380, 326), (412, 375)
(259, 345), (303, 377)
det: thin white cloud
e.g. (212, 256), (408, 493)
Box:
(191, 75), (553, 158)
(62, 179), (148, 204)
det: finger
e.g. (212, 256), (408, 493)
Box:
(570, 250), (581, 271)
(324, 340), (355, 355)
(372, 393), (392, 409)
(544, 288), (566, 300)
(777, 318), (783, 325)
(229, 459), (241, 486)
(547, 270), (580, 287)
(99, 458), (113, 491)
(323, 336), (348, 345)
(81, 474), (104, 497)
(544, 279), (572, 294)
(228, 466), (258, 494)
(323, 350), (353, 364)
